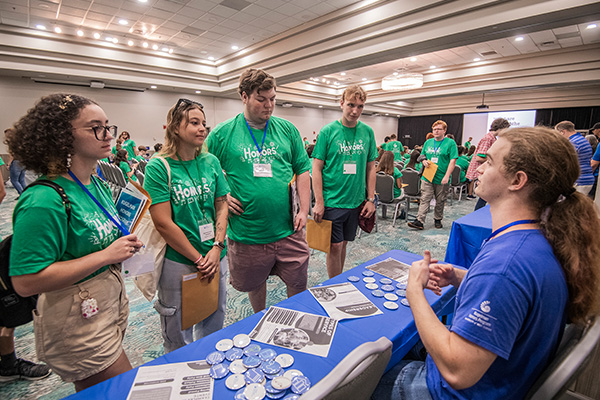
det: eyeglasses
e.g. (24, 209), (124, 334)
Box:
(175, 98), (203, 110)
(78, 125), (118, 141)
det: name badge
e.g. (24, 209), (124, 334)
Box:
(253, 163), (272, 177)
(199, 223), (215, 242)
(431, 157), (439, 163)
(343, 162), (357, 175)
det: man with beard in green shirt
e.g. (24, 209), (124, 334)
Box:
(207, 69), (311, 313)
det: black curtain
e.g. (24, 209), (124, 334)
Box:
(397, 114), (463, 148)
(535, 107), (600, 131)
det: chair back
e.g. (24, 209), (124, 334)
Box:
(525, 317), (600, 400)
(135, 170), (145, 185)
(451, 165), (461, 186)
(375, 172), (395, 203)
(137, 159), (148, 174)
(300, 337), (392, 400)
(402, 169), (421, 196)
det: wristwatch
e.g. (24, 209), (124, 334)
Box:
(213, 241), (225, 250)
(366, 197), (375, 203)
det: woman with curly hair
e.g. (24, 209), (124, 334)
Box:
(114, 149), (137, 182)
(5, 93), (143, 391)
(143, 99), (229, 353)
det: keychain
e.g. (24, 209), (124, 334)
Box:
(79, 289), (99, 319)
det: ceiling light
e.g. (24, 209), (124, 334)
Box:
(429, 65), (436, 69)
(138, 0), (148, 2)
(231, 45), (239, 50)
(127, 40), (134, 46)
(152, 44), (158, 50)
(515, 36), (524, 41)
(162, 47), (168, 52)
(36, 24), (46, 30)
(118, 19), (129, 26)
(385, 113), (389, 116)
(382, 69), (423, 91)
(587, 23), (597, 29)
(334, 82), (339, 85)
(393, 72), (398, 76)
(112, 38), (118, 44)
(362, 78), (367, 81)
(473, 57), (481, 61)
(318, 105), (323, 108)
(195, 90), (201, 94)
(142, 42), (149, 48)
(77, 30), (84, 37)
(410, 57), (417, 62)
(322, 78), (326, 82)
(169, 49), (173, 54)
(326, 80), (331, 84)
(341, 72), (346, 76)
(93, 32), (101, 39)
(54, 27), (62, 33)
(105, 37), (113, 42)
(150, 85), (157, 89)
(208, 56), (215, 60)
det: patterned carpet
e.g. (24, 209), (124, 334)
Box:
(0, 182), (476, 399)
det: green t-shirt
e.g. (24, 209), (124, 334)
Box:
(455, 155), (470, 183)
(393, 167), (403, 198)
(421, 137), (458, 185)
(402, 152), (410, 163)
(123, 139), (136, 160)
(119, 161), (137, 182)
(134, 155), (145, 162)
(382, 140), (404, 161)
(144, 154), (230, 264)
(207, 114), (310, 244)
(0, 158), (4, 167)
(111, 146), (118, 156)
(464, 141), (471, 149)
(10, 176), (121, 281)
(312, 120), (378, 209)
(304, 140), (309, 148)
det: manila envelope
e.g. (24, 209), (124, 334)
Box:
(422, 162), (438, 183)
(306, 218), (332, 253)
(181, 269), (219, 331)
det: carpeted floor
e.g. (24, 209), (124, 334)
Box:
(0, 183), (476, 399)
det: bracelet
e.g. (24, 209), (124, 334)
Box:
(194, 256), (202, 265)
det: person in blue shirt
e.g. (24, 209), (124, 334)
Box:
(374, 126), (600, 400)
(556, 121), (594, 195)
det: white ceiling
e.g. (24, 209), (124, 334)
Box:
(0, 0), (599, 116)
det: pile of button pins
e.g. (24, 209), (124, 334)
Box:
(206, 333), (311, 399)
(347, 270), (409, 309)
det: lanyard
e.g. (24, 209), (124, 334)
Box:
(340, 120), (357, 160)
(176, 154), (208, 222)
(432, 138), (444, 154)
(245, 118), (269, 155)
(482, 219), (539, 248)
(68, 170), (130, 236)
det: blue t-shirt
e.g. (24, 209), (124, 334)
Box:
(569, 133), (594, 185)
(591, 141), (600, 177)
(427, 230), (568, 400)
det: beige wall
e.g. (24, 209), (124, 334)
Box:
(0, 76), (398, 153)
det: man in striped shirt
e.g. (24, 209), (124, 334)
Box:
(556, 121), (594, 195)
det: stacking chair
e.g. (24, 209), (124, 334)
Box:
(525, 317), (600, 400)
(375, 172), (404, 226)
(401, 169), (421, 220)
(449, 165), (468, 202)
(137, 159), (147, 174)
(300, 337), (392, 400)
(134, 170), (144, 185)
(446, 165), (462, 205)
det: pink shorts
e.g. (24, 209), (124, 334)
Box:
(227, 229), (309, 293)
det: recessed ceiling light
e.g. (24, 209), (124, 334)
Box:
(208, 56), (215, 60)
(362, 78), (367, 81)
(410, 57), (417, 62)
(231, 45), (239, 50)
(105, 37), (113, 42)
(322, 78), (326, 82)
(393, 72), (398, 76)
(112, 38), (118, 44)
(429, 65), (436, 69)
(118, 19), (128, 26)
(168, 49), (173, 54)
(150, 85), (157, 89)
(318, 105), (323, 108)
(326, 80), (331, 84)
(54, 27), (61, 33)
(76, 30), (84, 37)
(93, 32), (101, 39)
(142, 42), (149, 48)
(127, 40), (134, 46)
(195, 90), (201, 94)
(161, 47), (168, 52)
(152, 44), (158, 50)
(138, 0), (148, 2)
(473, 57), (481, 61)
(36, 24), (46, 30)
(385, 113), (389, 116)
(515, 36), (524, 41)
(587, 23), (597, 29)
(341, 72), (346, 76)
(334, 82), (339, 85)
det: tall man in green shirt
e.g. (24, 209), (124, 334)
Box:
(207, 69), (312, 313)
(408, 120), (458, 230)
(312, 85), (378, 278)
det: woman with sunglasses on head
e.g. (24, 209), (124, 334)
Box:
(5, 94), (143, 391)
(144, 98), (229, 353)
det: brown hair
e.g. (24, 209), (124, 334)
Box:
(490, 118), (510, 132)
(499, 127), (600, 324)
(5, 93), (96, 176)
(376, 151), (395, 175)
(238, 69), (276, 97)
(160, 101), (206, 159)
(555, 120), (575, 132)
(341, 85), (367, 103)
(406, 150), (421, 170)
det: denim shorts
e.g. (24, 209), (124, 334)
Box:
(371, 360), (433, 400)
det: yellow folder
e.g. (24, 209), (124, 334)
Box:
(181, 268), (219, 331)
(422, 162), (438, 183)
(306, 218), (332, 253)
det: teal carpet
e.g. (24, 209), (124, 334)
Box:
(0, 184), (476, 399)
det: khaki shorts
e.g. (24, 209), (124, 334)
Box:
(228, 229), (309, 293)
(33, 266), (129, 382)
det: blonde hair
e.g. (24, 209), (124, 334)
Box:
(341, 85), (367, 103)
(160, 102), (206, 159)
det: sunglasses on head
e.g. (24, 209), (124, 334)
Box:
(175, 98), (203, 110)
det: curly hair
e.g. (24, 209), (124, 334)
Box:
(5, 94), (96, 176)
(238, 69), (276, 97)
(160, 101), (206, 159)
(499, 127), (600, 324)
(341, 85), (367, 103)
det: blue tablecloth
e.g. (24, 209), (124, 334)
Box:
(445, 205), (492, 268)
(67, 249), (455, 400)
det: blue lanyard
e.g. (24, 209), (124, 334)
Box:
(486, 219), (538, 242)
(68, 170), (130, 236)
(432, 138), (444, 154)
(245, 118), (269, 155)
